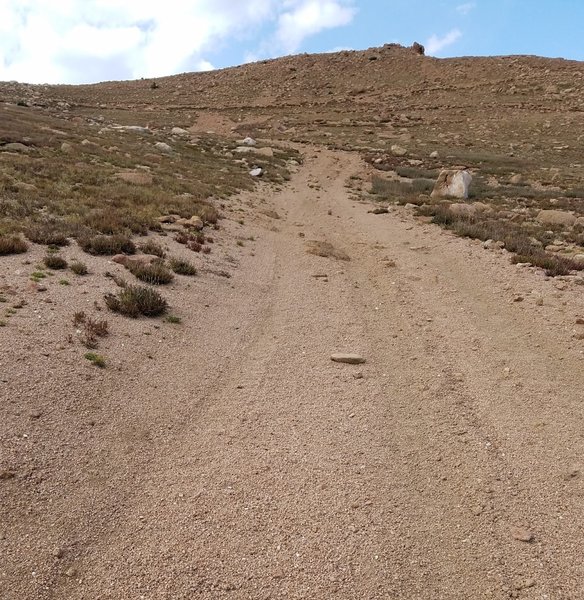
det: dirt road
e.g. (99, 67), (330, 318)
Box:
(2, 149), (584, 599)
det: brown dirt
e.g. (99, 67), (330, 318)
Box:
(2, 146), (584, 599)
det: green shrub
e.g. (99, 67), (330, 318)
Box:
(0, 235), (28, 255)
(43, 254), (68, 269)
(79, 234), (136, 255)
(105, 285), (168, 318)
(169, 257), (197, 276)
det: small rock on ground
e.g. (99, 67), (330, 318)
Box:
(331, 353), (366, 365)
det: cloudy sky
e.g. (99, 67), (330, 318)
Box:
(0, 0), (582, 85)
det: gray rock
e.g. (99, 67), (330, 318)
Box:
(2, 142), (30, 153)
(250, 167), (263, 177)
(255, 147), (274, 157)
(510, 174), (523, 185)
(391, 144), (408, 157)
(112, 254), (161, 268)
(537, 209), (576, 227)
(155, 142), (173, 153)
(331, 353), (366, 365)
(111, 125), (152, 135)
(483, 239), (505, 250)
(510, 526), (534, 543)
(242, 137), (257, 146)
(13, 181), (38, 192)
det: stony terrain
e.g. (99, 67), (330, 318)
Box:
(1, 45), (584, 599)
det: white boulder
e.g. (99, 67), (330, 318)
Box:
(431, 169), (472, 199)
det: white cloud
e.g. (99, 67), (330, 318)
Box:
(426, 29), (463, 55)
(456, 2), (476, 15)
(0, 0), (356, 84)
(275, 0), (356, 54)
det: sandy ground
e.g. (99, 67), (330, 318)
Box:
(2, 148), (584, 599)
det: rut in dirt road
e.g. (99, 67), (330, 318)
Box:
(3, 150), (584, 600)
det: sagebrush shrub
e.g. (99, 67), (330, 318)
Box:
(43, 254), (68, 269)
(169, 257), (197, 276)
(127, 261), (174, 285)
(79, 234), (136, 255)
(105, 285), (168, 317)
(0, 235), (28, 255)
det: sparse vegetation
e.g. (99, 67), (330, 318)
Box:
(139, 239), (166, 258)
(169, 257), (197, 276)
(127, 261), (174, 285)
(73, 311), (109, 348)
(0, 235), (28, 255)
(70, 261), (88, 275)
(371, 176), (433, 204)
(165, 315), (182, 324)
(25, 223), (70, 247)
(43, 254), (68, 270)
(418, 204), (584, 277)
(84, 352), (106, 368)
(83, 210), (156, 236)
(30, 271), (46, 281)
(79, 234), (136, 256)
(105, 285), (168, 318)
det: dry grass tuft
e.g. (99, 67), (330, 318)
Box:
(25, 223), (70, 247)
(139, 239), (166, 258)
(0, 235), (28, 255)
(83, 210), (156, 236)
(169, 257), (197, 276)
(70, 261), (88, 275)
(43, 254), (68, 270)
(306, 240), (350, 261)
(79, 234), (136, 256)
(127, 261), (174, 285)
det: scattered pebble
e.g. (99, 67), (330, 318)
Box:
(510, 526), (534, 543)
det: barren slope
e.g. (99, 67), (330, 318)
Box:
(2, 47), (584, 599)
(2, 148), (584, 599)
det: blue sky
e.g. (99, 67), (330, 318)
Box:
(0, 1), (582, 85)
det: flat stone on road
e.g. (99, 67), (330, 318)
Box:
(331, 353), (366, 365)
